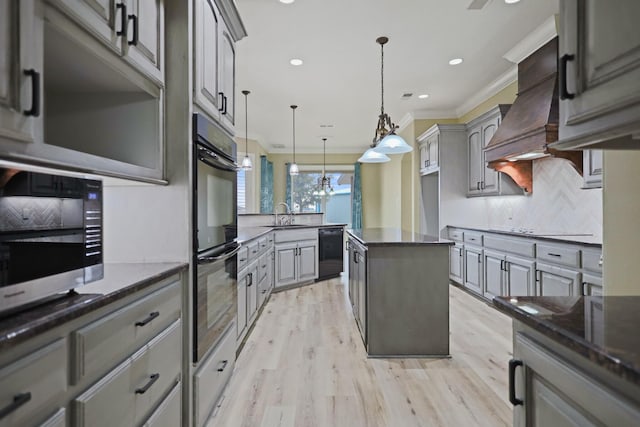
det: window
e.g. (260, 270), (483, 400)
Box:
(237, 153), (255, 214)
(237, 168), (247, 214)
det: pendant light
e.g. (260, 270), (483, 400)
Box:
(240, 90), (252, 170)
(367, 36), (413, 156)
(314, 138), (335, 196)
(358, 146), (390, 163)
(289, 105), (299, 175)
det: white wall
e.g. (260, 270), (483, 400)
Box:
(441, 157), (603, 239)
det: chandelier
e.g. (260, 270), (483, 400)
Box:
(359, 36), (412, 163)
(314, 138), (334, 196)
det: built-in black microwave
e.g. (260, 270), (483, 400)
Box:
(0, 167), (103, 314)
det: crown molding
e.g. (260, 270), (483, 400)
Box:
(215, 0), (248, 41)
(503, 15), (557, 64)
(267, 146), (365, 155)
(454, 65), (518, 118)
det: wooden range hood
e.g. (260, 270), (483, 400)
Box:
(484, 37), (582, 193)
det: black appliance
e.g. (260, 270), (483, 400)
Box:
(0, 167), (103, 313)
(318, 227), (344, 281)
(192, 113), (240, 363)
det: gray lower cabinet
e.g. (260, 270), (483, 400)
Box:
(274, 230), (319, 289)
(246, 261), (258, 322)
(236, 268), (247, 338)
(536, 263), (581, 296)
(142, 381), (181, 427)
(347, 238), (367, 343)
(39, 408), (66, 427)
(0, 339), (67, 427)
(194, 321), (236, 427)
(582, 272), (603, 297)
(464, 245), (483, 295)
(483, 251), (535, 298)
(512, 332), (640, 426)
(449, 243), (464, 284)
(274, 242), (297, 287)
(72, 320), (182, 427)
(484, 249), (505, 299)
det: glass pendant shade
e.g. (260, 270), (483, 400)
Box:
(374, 131), (413, 154)
(289, 162), (299, 175)
(358, 147), (390, 163)
(241, 155), (252, 170)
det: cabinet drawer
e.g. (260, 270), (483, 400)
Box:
(73, 320), (182, 427)
(142, 381), (181, 427)
(0, 339), (67, 427)
(247, 241), (259, 259)
(582, 249), (603, 274)
(258, 237), (268, 252)
(448, 228), (464, 242)
(275, 228), (318, 243)
(71, 279), (181, 384)
(463, 232), (483, 246)
(237, 246), (249, 271)
(484, 234), (536, 257)
(537, 243), (581, 268)
(258, 252), (269, 283)
(194, 322), (236, 427)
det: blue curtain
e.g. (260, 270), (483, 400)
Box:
(260, 156), (274, 213)
(285, 163), (292, 208)
(352, 162), (362, 229)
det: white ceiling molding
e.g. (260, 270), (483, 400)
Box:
(397, 112), (415, 133)
(268, 146), (364, 155)
(503, 15), (558, 64)
(454, 66), (518, 118)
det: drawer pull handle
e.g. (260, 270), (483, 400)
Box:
(0, 392), (31, 419)
(508, 359), (523, 406)
(217, 360), (229, 372)
(116, 3), (127, 36)
(135, 311), (159, 327)
(547, 253), (562, 257)
(127, 14), (139, 46)
(135, 373), (160, 394)
(23, 69), (40, 117)
(559, 54), (575, 100)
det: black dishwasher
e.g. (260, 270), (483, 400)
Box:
(318, 227), (344, 281)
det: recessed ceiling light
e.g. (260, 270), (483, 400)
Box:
(280, 0), (295, 4)
(418, 94), (429, 99)
(505, 0), (521, 4)
(290, 58), (303, 66)
(449, 58), (463, 65)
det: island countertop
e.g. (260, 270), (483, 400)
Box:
(346, 228), (453, 246)
(494, 295), (640, 387)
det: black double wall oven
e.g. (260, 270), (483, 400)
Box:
(192, 113), (240, 363)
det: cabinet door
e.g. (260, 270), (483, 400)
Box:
(449, 244), (463, 284)
(0, 0), (42, 144)
(467, 126), (483, 195)
(506, 255), (535, 296)
(560, 0), (640, 135)
(536, 263), (581, 296)
(236, 269), (247, 337)
(481, 117), (500, 193)
(357, 250), (366, 343)
(274, 243), (297, 288)
(483, 250), (504, 299)
(124, 0), (163, 84)
(246, 263), (258, 321)
(428, 134), (439, 168)
(582, 273), (603, 297)
(55, 0), (123, 54)
(419, 144), (428, 172)
(297, 240), (318, 282)
(348, 243), (357, 307)
(218, 26), (235, 131)
(464, 246), (483, 295)
(193, 0), (221, 120)
(39, 408), (66, 427)
(583, 150), (603, 188)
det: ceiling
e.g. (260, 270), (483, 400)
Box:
(234, 0), (559, 154)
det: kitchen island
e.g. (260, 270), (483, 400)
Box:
(346, 228), (454, 357)
(494, 295), (640, 425)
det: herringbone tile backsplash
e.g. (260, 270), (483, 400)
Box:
(486, 157), (602, 239)
(0, 197), (64, 231)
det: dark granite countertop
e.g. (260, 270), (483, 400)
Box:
(238, 223), (346, 244)
(0, 262), (188, 351)
(494, 296), (640, 387)
(448, 225), (602, 246)
(347, 228), (453, 246)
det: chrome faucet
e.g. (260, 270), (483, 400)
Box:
(274, 202), (293, 226)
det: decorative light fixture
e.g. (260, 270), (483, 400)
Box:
(314, 138), (334, 196)
(358, 145), (390, 163)
(368, 36), (413, 155)
(289, 105), (299, 175)
(240, 90), (252, 171)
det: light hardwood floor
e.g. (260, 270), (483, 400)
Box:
(208, 277), (513, 427)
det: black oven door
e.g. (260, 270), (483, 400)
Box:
(194, 243), (240, 362)
(195, 143), (238, 253)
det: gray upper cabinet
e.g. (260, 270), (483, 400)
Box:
(583, 150), (603, 189)
(555, 0), (640, 149)
(417, 130), (439, 175)
(466, 106), (521, 197)
(51, 0), (164, 84)
(0, 0), (43, 145)
(194, 0), (236, 135)
(123, 0), (164, 84)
